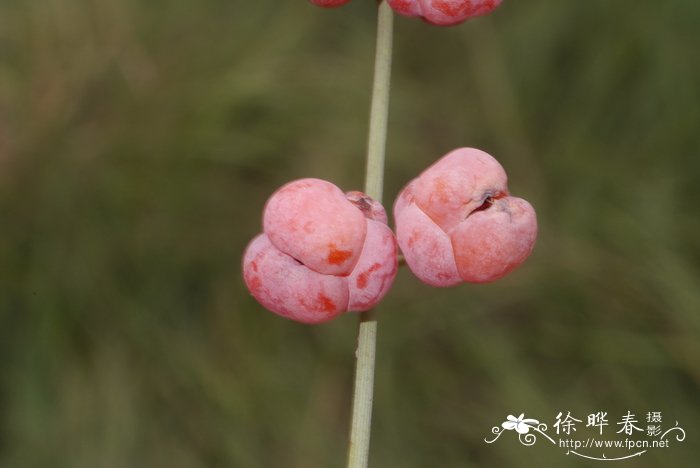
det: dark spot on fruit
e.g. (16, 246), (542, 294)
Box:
(468, 191), (506, 218)
(349, 195), (371, 213)
(473, 196), (494, 213)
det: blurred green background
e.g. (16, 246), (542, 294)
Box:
(1, 0), (699, 467)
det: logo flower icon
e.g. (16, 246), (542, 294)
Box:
(502, 414), (540, 434)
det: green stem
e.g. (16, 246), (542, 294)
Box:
(362, 1), (393, 202)
(347, 2), (393, 468)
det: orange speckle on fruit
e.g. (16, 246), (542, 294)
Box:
(357, 274), (368, 289)
(408, 232), (420, 248)
(356, 263), (382, 289)
(327, 247), (352, 265)
(433, 0), (468, 17)
(317, 293), (336, 313)
(247, 276), (262, 293)
(433, 177), (450, 203)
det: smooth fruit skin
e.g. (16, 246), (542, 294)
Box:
(347, 219), (397, 311)
(243, 234), (349, 324)
(394, 148), (537, 286)
(387, 0), (502, 26)
(263, 179), (366, 277)
(244, 179), (398, 324)
(309, 0), (353, 8)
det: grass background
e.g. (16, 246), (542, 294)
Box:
(1, 0), (699, 466)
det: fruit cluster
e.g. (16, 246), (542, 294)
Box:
(243, 179), (398, 324)
(243, 2), (532, 323)
(243, 149), (537, 323)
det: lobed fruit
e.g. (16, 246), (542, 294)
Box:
(243, 178), (398, 324)
(387, 0), (502, 26)
(394, 148), (537, 286)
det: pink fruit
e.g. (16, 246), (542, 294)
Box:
(309, 0), (352, 8)
(387, 0), (502, 26)
(394, 148), (537, 286)
(243, 178), (398, 324)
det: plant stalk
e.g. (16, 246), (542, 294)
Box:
(346, 2), (393, 468)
